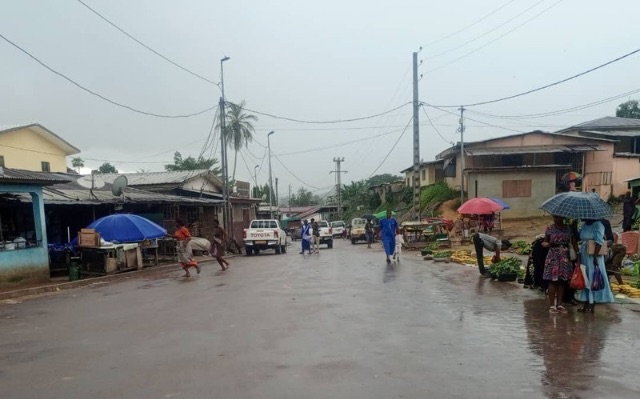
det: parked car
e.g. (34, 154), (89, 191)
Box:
(243, 219), (287, 256)
(330, 221), (346, 238)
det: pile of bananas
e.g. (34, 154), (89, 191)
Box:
(611, 283), (640, 298)
(449, 250), (492, 266)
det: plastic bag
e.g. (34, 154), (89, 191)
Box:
(591, 264), (605, 291)
(570, 265), (586, 290)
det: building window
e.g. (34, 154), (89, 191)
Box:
(41, 161), (50, 172)
(444, 160), (456, 178)
(0, 155), (4, 167)
(421, 169), (426, 181)
(502, 180), (532, 198)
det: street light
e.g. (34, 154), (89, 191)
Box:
(267, 131), (275, 219)
(219, 56), (230, 232)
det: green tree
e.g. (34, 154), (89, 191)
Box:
(616, 100), (640, 119)
(71, 157), (84, 173)
(366, 173), (402, 187)
(290, 187), (317, 206)
(218, 100), (258, 181)
(93, 162), (118, 174)
(164, 151), (221, 175)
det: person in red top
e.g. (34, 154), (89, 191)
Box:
(172, 219), (200, 277)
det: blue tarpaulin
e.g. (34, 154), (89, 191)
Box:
(490, 197), (510, 210)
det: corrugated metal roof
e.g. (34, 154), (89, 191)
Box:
(400, 159), (444, 173)
(578, 129), (640, 137)
(0, 123), (80, 155)
(570, 116), (640, 130)
(99, 170), (218, 186)
(0, 168), (71, 185)
(465, 144), (601, 156)
(466, 164), (570, 172)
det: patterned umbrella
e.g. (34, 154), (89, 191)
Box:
(561, 171), (582, 181)
(540, 192), (612, 220)
(458, 197), (504, 215)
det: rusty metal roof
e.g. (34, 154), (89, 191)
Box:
(0, 168), (71, 185)
(465, 144), (601, 156)
(99, 170), (221, 187)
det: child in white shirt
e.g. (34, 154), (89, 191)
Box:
(393, 230), (405, 261)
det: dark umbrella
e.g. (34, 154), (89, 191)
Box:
(540, 192), (611, 220)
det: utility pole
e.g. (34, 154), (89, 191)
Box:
(288, 184), (292, 215)
(412, 51), (421, 220)
(458, 106), (466, 204)
(267, 131), (275, 219)
(275, 177), (279, 219)
(220, 56), (230, 233)
(330, 157), (347, 220)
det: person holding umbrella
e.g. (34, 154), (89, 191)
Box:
(540, 191), (615, 312)
(379, 210), (398, 263)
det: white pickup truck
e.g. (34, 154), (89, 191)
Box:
(317, 220), (334, 249)
(243, 219), (287, 256)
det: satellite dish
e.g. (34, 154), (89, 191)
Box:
(77, 174), (106, 189)
(112, 175), (128, 196)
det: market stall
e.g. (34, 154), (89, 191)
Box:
(401, 220), (451, 250)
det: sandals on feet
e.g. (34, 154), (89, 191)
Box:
(549, 306), (558, 314)
(556, 305), (568, 313)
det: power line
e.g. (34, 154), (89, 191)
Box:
(424, 104), (525, 133)
(425, 0), (564, 74)
(367, 117), (413, 179)
(422, 106), (454, 145)
(422, 0), (519, 48)
(271, 153), (322, 190)
(425, 47), (640, 108)
(75, 0), (220, 88)
(243, 102), (411, 124)
(0, 32), (217, 118)
(467, 87), (640, 119)
(426, 0), (546, 59)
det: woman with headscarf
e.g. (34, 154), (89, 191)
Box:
(173, 219), (200, 277)
(575, 219), (614, 312)
(379, 210), (398, 263)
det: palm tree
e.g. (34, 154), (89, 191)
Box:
(71, 157), (84, 173)
(218, 100), (258, 181)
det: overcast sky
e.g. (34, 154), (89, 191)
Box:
(1, 0), (638, 197)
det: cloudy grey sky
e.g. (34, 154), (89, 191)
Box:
(1, 0), (638, 197)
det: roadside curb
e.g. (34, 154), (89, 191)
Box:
(0, 254), (239, 301)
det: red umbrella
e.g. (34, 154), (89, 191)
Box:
(457, 197), (504, 215)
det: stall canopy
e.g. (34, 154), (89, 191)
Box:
(490, 198), (510, 210)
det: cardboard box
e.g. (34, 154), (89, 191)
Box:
(78, 230), (101, 247)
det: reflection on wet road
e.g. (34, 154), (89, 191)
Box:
(0, 240), (638, 398)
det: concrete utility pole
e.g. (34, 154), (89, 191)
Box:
(275, 177), (279, 218)
(458, 106), (466, 205)
(220, 56), (231, 232)
(288, 184), (292, 215)
(267, 131), (275, 219)
(330, 157), (347, 220)
(412, 52), (421, 220)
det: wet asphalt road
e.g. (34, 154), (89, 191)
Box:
(1, 240), (639, 399)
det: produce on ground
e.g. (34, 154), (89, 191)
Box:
(511, 240), (532, 255)
(432, 250), (453, 258)
(610, 283), (640, 298)
(488, 257), (522, 276)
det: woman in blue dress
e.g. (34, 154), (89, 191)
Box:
(379, 210), (398, 263)
(575, 219), (614, 312)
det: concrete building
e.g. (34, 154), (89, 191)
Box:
(400, 160), (445, 189)
(0, 124), (80, 173)
(0, 168), (69, 285)
(556, 116), (640, 196)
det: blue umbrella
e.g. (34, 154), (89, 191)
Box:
(540, 192), (612, 220)
(490, 197), (510, 210)
(86, 214), (167, 242)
